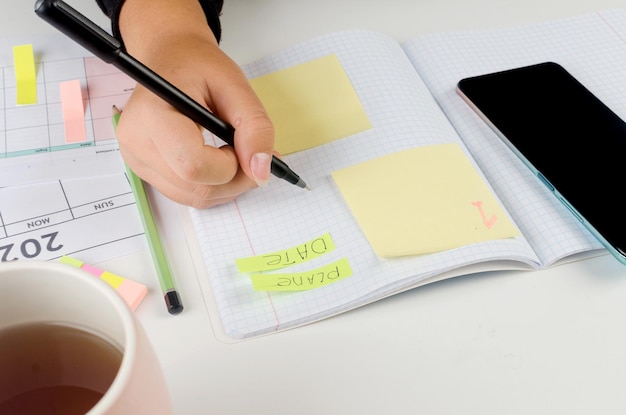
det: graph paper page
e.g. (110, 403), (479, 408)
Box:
(404, 9), (626, 265)
(189, 30), (542, 340)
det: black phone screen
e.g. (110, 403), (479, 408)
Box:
(457, 62), (626, 262)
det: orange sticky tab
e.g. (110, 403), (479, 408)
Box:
(116, 280), (148, 311)
(60, 79), (87, 143)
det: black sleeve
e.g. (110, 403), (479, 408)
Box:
(96, 0), (224, 43)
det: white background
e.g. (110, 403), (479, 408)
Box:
(3, 1), (626, 414)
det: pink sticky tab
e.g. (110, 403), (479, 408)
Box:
(60, 79), (87, 143)
(80, 263), (104, 277)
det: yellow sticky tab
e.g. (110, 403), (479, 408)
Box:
(236, 233), (336, 272)
(99, 271), (125, 289)
(250, 54), (371, 155)
(59, 255), (84, 268)
(13, 44), (37, 105)
(332, 143), (520, 257)
(250, 258), (352, 291)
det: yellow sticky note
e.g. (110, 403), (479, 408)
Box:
(99, 271), (125, 289)
(60, 79), (87, 143)
(250, 258), (352, 291)
(13, 44), (37, 105)
(332, 143), (519, 257)
(236, 233), (335, 272)
(250, 54), (372, 155)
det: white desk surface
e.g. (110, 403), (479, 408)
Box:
(4, 1), (626, 414)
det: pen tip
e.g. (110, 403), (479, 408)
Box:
(305, 185), (312, 191)
(293, 177), (309, 190)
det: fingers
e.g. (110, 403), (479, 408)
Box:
(119, 88), (240, 185)
(204, 55), (275, 186)
(120, 127), (257, 208)
(116, 89), (258, 207)
(134, 165), (255, 209)
(111, 24), (275, 208)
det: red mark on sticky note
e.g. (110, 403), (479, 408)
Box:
(59, 256), (147, 311)
(472, 200), (497, 229)
(60, 79), (87, 143)
(13, 44), (37, 105)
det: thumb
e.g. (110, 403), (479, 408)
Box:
(199, 44), (275, 186)
(207, 55), (275, 187)
(230, 106), (275, 187)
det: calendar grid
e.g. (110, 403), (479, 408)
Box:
(0, 54), (133, 159)
(0, 173), (145, 264)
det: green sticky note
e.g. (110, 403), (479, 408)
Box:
(250, 258), (352, 291)
(59, 255), (84, 268)
(236, 233), (335, 272)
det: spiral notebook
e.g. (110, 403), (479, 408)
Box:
(187, 9), (626, 340)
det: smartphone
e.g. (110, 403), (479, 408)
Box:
(457, 62), (626, 264)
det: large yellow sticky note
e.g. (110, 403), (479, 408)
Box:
(236, 233), (335, 273)
(250, 258), (352, 291)
(250, 54), (371, 155)
(13, 44), (37, 105)
(332, 143), (519, 257)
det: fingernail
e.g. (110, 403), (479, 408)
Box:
(251, 152), (272, 187)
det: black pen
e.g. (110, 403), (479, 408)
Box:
(35, 0), (309, 189)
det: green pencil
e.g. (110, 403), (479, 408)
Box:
(112, 105), (183, 315)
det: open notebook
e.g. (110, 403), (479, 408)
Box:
(187, 9), (626, 340)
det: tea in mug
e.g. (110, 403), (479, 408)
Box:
(0, 322), (123, 415)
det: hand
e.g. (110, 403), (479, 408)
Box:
(116, 0), (274, 208)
